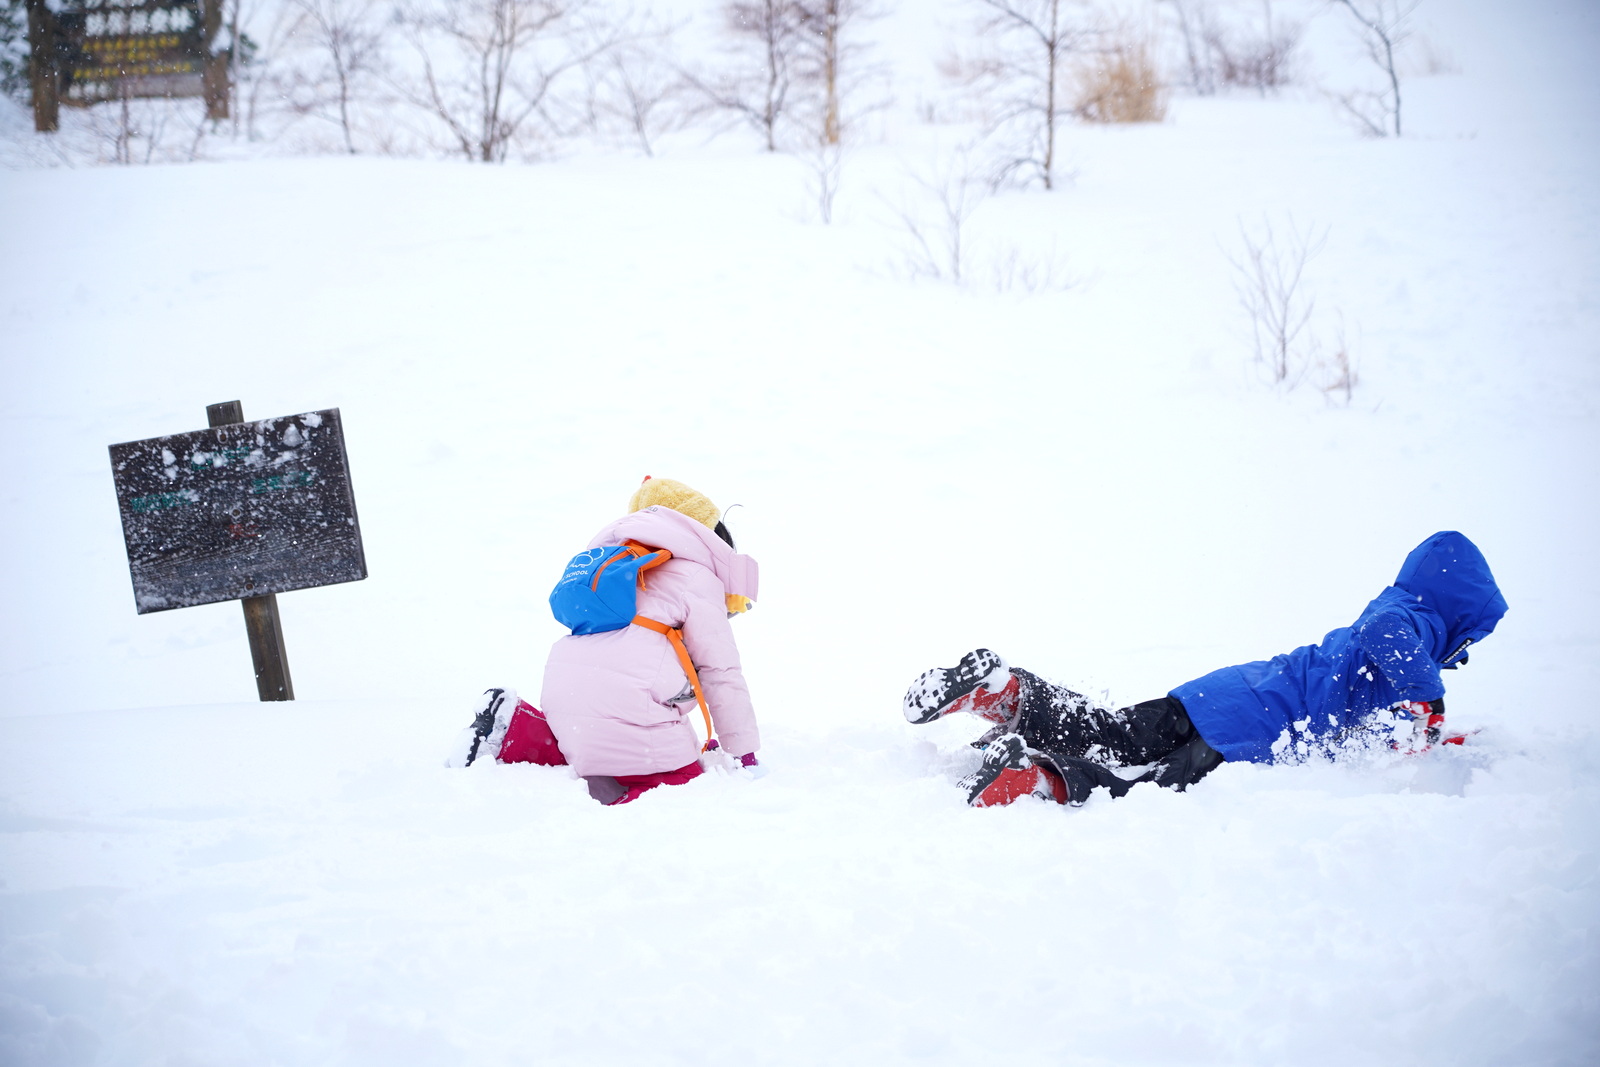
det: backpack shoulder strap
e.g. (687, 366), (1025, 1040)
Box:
(632, 614), (714, 751)
(588, 540), (671, 593)
(621, 540), (672, 589)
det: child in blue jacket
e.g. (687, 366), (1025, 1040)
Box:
(904, 531), (1508, 807)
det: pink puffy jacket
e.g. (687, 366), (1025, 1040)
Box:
(540, 505), (761, 777)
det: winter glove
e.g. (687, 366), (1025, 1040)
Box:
(739, 752), (767, 779)
(1396, 698), (1447, 747)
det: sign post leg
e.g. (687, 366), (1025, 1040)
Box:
(241, 594), (294, 700)
(207, 400), (296, 702)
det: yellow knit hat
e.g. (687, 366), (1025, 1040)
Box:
(628, 476), (720, 531)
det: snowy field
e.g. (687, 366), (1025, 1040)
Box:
(2, 1), (1598, 1063)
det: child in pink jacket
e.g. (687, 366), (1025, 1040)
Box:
(447, 477), (762, 805)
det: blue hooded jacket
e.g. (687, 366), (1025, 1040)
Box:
(1170, 532), (1508, 764)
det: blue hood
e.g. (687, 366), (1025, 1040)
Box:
(1391, 531), (1508, 667)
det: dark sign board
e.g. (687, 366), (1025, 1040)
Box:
(59, 0), (208, 104)
(109, 409), (366, 614)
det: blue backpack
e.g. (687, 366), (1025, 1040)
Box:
(548, 540), (714, 745)
(549, 540), (672, 635)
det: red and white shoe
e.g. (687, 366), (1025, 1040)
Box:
(959, 734), (1069, 808)
(903, 649), (1017, 725)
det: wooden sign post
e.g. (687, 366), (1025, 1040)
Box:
(207, 401), (293, 700)
(108, 402), (367, 701)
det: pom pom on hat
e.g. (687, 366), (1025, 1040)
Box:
(629, 475), (720, 531)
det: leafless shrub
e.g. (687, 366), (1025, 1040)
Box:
(1330, 0), (1416, 137)
(1226, 216), (1327, 388)
(84, 92), (213, 164)
(886, 149), (1072, 292)
(1226, 219), (1358, 402)
(887, 153), (985, 284)
(803, 135), (843, 222)
(579, 10), (693, 156)
(1073, 28), (1166, 124)
(1205, 4), (1301, 95)
(986, 239), (1073, 293)
(1402, 32), (1457, 77)
(1317, 315), (1359, 405)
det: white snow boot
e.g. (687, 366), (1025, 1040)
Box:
(445, 687), (519, 768)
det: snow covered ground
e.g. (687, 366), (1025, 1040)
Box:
(2, 1), (1597, 1063)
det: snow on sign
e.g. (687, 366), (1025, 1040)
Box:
(109, 408), (366, 614)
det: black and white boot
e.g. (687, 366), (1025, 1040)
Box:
(445, 687), (518, 768)
(902, 649), (1012, 725)
(958, 733), (1070, 808)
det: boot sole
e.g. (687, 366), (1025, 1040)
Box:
(903, 648), (1007, 724)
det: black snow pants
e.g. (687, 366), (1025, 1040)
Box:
(1010, 669), (1224, 801)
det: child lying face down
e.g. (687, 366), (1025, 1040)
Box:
(905, 531), (1508, 808)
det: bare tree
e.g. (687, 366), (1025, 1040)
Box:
(691, 1), (804, 152)
(952, 0), (1099, 191)
(282, 0), (388, 153)
(796, 0), (839, 144)
(1160, 0), (1218, 96)
(791, 0), (879, 147)
(1331, 0), (1416, 137)
(227, 0), (296, 143)
(396, 0), (609, 162)
(691, 0), (878, 153)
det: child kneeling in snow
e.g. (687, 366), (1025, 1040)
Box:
(448, 477), (762, 805)
(905, 531), (1507, 808)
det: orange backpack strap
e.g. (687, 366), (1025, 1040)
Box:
(620, 540), (670, 590)
(588, 540), (671, 593)
(632, 614), (714, 750)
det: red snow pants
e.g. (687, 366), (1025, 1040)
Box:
(495, 700), (704, 805)
(496, 700), (568, 766)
